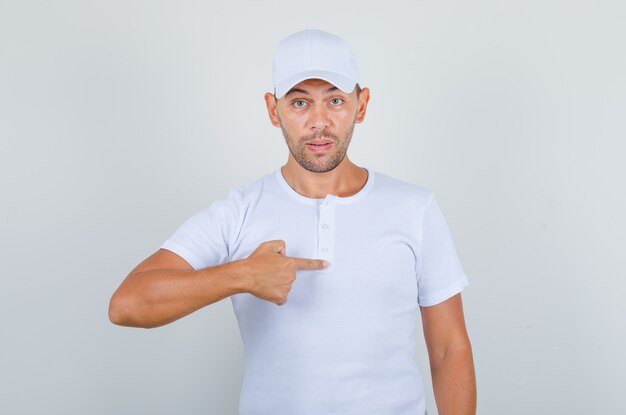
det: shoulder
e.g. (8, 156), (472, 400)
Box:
(192, 170), (271, 221)
(370, 169), (434, 207)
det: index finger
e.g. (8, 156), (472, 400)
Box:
(291, 257), (329, 270)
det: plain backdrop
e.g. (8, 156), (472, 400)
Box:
(1, 1), (625, 414)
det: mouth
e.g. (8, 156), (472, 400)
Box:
(306, 141), (333, 152)
(306, 143), (333, 153)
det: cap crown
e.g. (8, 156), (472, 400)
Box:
(272, 29), (359, 99)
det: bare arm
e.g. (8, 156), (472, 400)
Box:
(108, 249), (249, 328)
(420, 293), (476, 415)
(108, 240), (326, 328)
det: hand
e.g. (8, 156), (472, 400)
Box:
(243, 240), (327, 306)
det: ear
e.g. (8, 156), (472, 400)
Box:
(354, 87), (371, 124)
(264, 92), (281, 128)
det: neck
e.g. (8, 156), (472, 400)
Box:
(281, 157), (368, 199)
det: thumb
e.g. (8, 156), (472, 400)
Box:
(265, 239), (286, 256)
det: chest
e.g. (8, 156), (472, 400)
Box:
(229, 199), (419, 319)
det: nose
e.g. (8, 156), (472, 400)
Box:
(308, 104), (330, 132)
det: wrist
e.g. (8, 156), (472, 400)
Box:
(225, 258), (254, 294)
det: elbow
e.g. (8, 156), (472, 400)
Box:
(108, 291), (153, 328)
(431, 342), (474, 368)
(108, 291), (131, 326)
(428, 333), (474, 364)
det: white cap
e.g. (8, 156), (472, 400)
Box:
(272, 28), (359, 99)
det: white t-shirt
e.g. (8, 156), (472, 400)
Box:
(160, 167), (469, 415)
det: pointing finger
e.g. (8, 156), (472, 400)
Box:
(291, 257), (329, 270)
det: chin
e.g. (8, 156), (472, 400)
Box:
(301, 159), (343, 173)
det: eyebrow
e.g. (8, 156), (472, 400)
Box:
(284, 85), (339, 97)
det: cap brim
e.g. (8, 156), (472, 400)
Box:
(274, 70), (357, 99)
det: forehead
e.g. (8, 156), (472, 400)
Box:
(294, 78), (335, 89)
(283, 78), (345, 98)
(280, 78), (356, 100)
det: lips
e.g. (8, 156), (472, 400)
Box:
(306, 140), (333, 152)
(306, 139), (333, 146)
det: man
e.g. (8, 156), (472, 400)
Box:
(109, 28), (476, 415)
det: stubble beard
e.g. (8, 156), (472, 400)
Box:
(279, 119), (356, 174)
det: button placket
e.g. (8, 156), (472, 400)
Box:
(317, 195), (336, 270)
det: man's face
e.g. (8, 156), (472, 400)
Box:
(264, 78), (369, 173)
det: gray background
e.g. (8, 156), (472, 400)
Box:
(1, 0), (625, 414)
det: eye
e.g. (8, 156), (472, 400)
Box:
(292, 100), (307, 108)
(330, 98), (344, 106)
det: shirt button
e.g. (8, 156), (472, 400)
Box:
(321, 223), (329, 229)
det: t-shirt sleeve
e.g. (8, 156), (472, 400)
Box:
(416, 193), (469, 307)
(159, 188), (243, 271)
